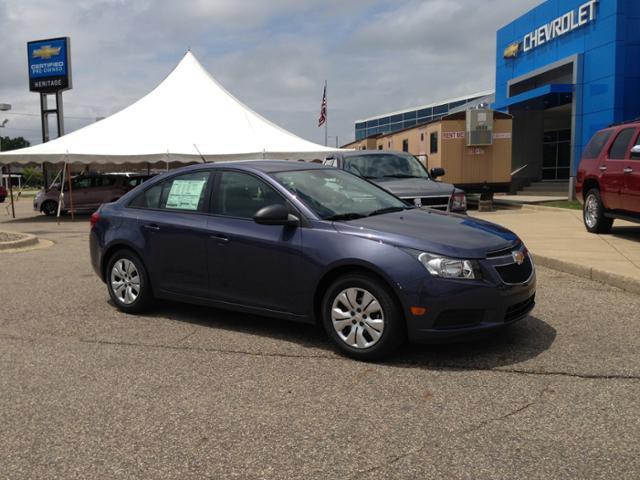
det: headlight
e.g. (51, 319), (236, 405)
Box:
(450, 192), (466, 211)
(417, 252), (479, 279)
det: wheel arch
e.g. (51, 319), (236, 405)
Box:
(101, 241), (146, 282)
(313, 263), (405, 325)
(582, 178), (600, 200)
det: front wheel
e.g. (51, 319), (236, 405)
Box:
(41, 200), (58, 216)
(321, 274), (405, 361)
(106, 250), (153, 313)
(583, 189), (613, 234)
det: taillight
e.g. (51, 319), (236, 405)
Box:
(90, 212), (100, 228)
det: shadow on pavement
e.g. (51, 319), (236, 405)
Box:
(610, 225), (640, 241)
(141, 300), (556, 370)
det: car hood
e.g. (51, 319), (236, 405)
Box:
(370, 177), (455, 198)
(332, 209), (519, 259)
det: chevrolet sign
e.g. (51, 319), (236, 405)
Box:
(503, 42), (521, 59)
(27, 37), (72, 93)
(504, 0), (598, 60)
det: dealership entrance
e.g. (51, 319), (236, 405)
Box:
(502, 58), (577, 187)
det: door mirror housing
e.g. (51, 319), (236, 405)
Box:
(254, 204), (299, 226)
(631, 145), (640, 160)
(430, 167), (445, 178)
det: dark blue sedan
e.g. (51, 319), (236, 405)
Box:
(90, 161), (535, 360)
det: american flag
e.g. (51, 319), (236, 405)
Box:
(318, 82), (327, 127)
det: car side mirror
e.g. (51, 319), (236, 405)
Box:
(631, 145), (640, 160)
(254, 204), (299, 226)
(430, 167), (445, 178)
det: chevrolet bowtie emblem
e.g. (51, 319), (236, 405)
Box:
(32, 45), (62, 60)
(503, 42), (520, 59)
(512, 250), (525, 265)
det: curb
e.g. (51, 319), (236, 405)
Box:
(532, 254), (640, 296)
(492, 199), (577, 212)
(0, 232), (39, 251)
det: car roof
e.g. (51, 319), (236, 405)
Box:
(334, 150), (412, 158)
(176, 160), (331, 174)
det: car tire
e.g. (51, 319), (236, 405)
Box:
(41, 200), (58, 216)
(106, 249), (153, 313)
(583, 189), (613, 234)
(321, 274), (405, 361)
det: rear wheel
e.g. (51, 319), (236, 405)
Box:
(106, 250), (153, 313)
(583, 189), (613, 234)
(41, 200), (58, 216)
(321, 274), (405, 361)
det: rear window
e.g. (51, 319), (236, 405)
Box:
(582, 130), (614, 160)
(608, 128), (636, 160)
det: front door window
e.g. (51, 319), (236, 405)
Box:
(542, 130), (571, 180)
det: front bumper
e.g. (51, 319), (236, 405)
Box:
(399, 258), (536, 343)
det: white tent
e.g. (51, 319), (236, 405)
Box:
(0, 51), (341, 165)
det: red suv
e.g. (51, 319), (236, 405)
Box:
(576, 121), (640, 233)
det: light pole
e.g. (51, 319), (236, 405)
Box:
(0, 103), (15, 218)
(327, 135), (339, 148)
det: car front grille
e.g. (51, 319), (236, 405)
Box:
(494, 255), (534, 284)
(402, 196), (450, 210)
(504, 294), (535, 322)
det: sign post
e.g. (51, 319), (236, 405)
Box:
(27, 37), (72, 187)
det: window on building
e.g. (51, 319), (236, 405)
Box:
(402, 139), (409, 152)
(430, 132), (438, 154)
(420, 133), (425, 142)
(388, 141), (391, 148)
(378, 145), (383, 150)
(609, 128), (636, 160)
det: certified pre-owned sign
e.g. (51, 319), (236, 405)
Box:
(27, 37), (72, 93)
(504, 0), (597, 59)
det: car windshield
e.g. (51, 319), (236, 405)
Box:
(272, 169), (410, 221)
(343, 153), (430, 179)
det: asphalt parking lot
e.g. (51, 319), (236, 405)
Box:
(1, 201), (640, 479)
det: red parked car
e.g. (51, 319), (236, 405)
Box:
(0, 184), (7, 203)
(576, 120), (640, 233)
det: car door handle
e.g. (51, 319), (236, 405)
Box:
(599, 165), (607, 172)
(623, 167), (633, 174)
(143, 224), (160, 231)
(210, 234), (229, 243)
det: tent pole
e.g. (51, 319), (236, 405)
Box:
(66, 161), (74, 221)
(56, 160), (67, 225)
(7, 163), (15, 219)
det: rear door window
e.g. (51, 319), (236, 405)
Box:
(582, 130), (613, 159)
(130, 171), (211, 212)
(608, 128), (636, 160)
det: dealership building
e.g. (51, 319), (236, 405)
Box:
(353, 0), (640, 195)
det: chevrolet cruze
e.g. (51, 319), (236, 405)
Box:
(90, 161), (535, 360)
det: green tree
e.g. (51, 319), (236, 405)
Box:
(0, 136), (30, 151)
(21, 166), (44, 187)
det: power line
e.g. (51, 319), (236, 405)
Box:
(4, 111), (98, 120)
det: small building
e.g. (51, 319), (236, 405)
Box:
(343, 110), (513, 192)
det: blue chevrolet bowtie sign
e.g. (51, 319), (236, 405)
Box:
(27, 37), (72, 92)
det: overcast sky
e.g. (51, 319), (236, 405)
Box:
(0, 0), (542, 147)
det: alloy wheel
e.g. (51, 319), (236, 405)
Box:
(110, 258), (141, 305)
(584, 193), (599, 229)
(331, 287), (385, 349)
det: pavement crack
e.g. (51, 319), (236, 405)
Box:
(463, 385), (550, 434)
(78, 337), (334, 360)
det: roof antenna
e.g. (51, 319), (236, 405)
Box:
(193, 143), (207, 163)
